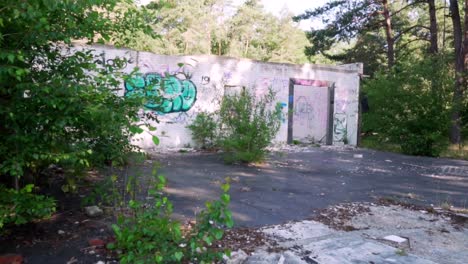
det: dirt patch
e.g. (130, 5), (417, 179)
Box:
(215, 228), (276, 254)
(311, 202), (371, 231)
(376, 197), (468, 228)
(0, 169), (118, 264)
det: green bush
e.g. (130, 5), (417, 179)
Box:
(108, 174), (233, 264)
(0, 184), (56, 229)
(187, 112), (218, 149)
(462, 101), (468, 139)
(400, 132), (445, 156)
(0, 0), (162, 230)
(81, 174), (121, 207)
(218, 88), (281, 163)
(363, 56), (451, 157)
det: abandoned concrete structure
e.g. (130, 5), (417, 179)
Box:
(79, 45), (362, 149)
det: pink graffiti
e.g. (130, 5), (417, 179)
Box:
(293, 79), (328, 87)
(260, 77), (271, 88)
(159, 64), (170, 75)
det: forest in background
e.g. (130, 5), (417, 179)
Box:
(124, 0), (310, 64)
(292, 0), (467, 157)
(124, 0), (468, 158)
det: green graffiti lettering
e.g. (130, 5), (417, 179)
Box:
(124, 72), (197, 113)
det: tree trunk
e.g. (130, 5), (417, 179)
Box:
(382, 0), (395, 68)
(464, 0), (468, 71)
(428, 0), (438, 54)
(244, 39), (250, 57)
(449, 0), (464, 144)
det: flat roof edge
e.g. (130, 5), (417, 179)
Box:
(72, 43), (362, 74)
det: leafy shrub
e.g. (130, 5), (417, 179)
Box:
(108, 173), (233, 264)
(462, 101), (468, 140)
(187, 112), (218, 149)
(363, 56), (451, 157)
(400, 132), (445, 156)
(218, 88), (281, 163)
(0, 1), (158, 228)
(0, 0), (156, 174)
(0, 184), (56, 229)
(81, 174), (121, 207)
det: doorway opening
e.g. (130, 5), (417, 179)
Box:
(287, 78), (334, 145)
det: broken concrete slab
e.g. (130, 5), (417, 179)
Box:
(301, 238), (435, 264)
(245, 251), (306, 264)
(262, 220), (336, 241)
(225, 249), (248, 264)
(242, 227), (437, 264)
(225, 204), (467, 264)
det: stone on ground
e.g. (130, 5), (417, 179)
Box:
(383, 235), (407, 244)
(84, 206), (103, 217)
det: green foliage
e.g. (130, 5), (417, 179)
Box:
(218, 88), (281, 163)
(187, 112), (218, 149)
(0, 184), (55, 229)
(0, 0), (158, 227)
(82, 174), (121, 207)
(295, 0), (430, 75)
(227, 0), (309, 63)
(108, 172), (233, 264)
(0, 0), (155, 179)
(186, 180), (233, 262)
(360, 136), (402, 153)
(294, 0), (380, 57)
(135, 0), (309, 64)
(462, 101), (468, 139)
(363, 56), (452, 156)
(292, 139), (301, 145)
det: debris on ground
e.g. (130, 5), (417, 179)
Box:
(217, 228), (274, 254)
(222, 203), (468, 264)
(84, 206), (104, 217)
(312, 202), (371, 231)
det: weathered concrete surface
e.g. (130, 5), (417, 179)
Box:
(229, 205), (467, 264)
(78, 45), (362, 147)
(141, 146), (468, 227)
(346, 205), (468, 264)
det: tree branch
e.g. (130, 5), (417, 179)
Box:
(397, 38), (430, 52)
(394, 24), (430, 41)
(390, 0), (426, 18)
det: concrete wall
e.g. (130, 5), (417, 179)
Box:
(76, 45), (362, 149)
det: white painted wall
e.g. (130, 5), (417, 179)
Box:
(74, 45), (361, 149)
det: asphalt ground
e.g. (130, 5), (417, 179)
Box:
(145, 147), (468, 227)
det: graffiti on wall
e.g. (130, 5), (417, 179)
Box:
(255, 76), (290, 95)
(294, 96), (314, 128)
(124, 72), (197, 113)
(201, 76), (211, 85)
(292, 79), (328, 87)
(333, 113), (347, 142)
(94, 52), (134, 69)
(290, 79), (332, 143)
(278, 102), (287, 123)
(293, 86), (329, 130)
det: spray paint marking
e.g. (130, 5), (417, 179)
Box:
(124, 72), (197, 113)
